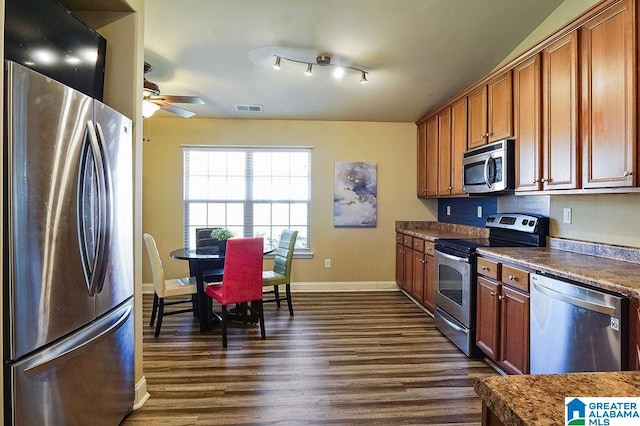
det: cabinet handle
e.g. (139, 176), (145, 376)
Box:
(508, 275), (517, 281)
(498, 294), (504, 300)
(490, 291), (496, 296)
(623, 171), (633, 177)
(532, 179), (539, 184)
(540, 177), (552, 183)
(481, 266), (489, 271)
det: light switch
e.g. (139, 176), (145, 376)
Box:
(563, 208), (572, 224)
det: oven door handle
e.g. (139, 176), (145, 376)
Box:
(436, 250), (470, 263)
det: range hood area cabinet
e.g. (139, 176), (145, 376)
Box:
(417, 0), (638, 198)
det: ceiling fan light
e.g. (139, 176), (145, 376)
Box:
(360, 72), (368, 84)
(333, 67), (344, 79)
(305, 63), (313, 76)
(273, 56), (281, 70)
(142, 100), (160, 118)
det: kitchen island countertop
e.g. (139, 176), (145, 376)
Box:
(474, 371), (640, 426)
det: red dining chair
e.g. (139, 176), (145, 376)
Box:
(204, 237), (265, 348)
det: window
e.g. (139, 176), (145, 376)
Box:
(183, 146), (311, 250)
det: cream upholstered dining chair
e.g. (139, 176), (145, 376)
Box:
(143, 233), (197, 338)
(205, 237), (265, 348)
(262, 230), (298, 316)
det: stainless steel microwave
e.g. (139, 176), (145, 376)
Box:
(462, 139), (515, 194)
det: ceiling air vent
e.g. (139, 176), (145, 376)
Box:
(235, 104), (263, 113)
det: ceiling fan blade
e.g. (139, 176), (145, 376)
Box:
(149, 95), (205, 104)
(158, 102), (196, 118)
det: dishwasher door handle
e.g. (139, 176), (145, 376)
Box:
(532, 282), (616, 316)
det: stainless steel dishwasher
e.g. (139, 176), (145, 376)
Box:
(530, 273), (628, 374)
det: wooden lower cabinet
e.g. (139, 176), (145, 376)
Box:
(395, 233), (435, 313)
(630, 297), (640, 370)
(476, 257), (530, 374)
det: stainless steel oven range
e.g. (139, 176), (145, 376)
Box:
(433, 213), (549, 357)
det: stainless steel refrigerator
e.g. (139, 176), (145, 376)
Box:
(3, 60), (135, 425)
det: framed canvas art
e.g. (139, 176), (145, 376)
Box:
(333, 162), (377, 227)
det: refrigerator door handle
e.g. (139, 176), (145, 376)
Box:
(93, 121), (113, 294)
(81, 120), (109, 297)
(23, 304), (132, 378)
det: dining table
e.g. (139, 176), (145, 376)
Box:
(170, 243), (273, 332)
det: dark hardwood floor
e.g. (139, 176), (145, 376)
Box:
(122, 292), (497, 425)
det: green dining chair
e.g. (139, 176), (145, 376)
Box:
(262, 230), (298, 316)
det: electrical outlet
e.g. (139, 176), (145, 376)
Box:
(477, 206), (483, 218)
(563, 208), (572, 224)
(324, 259), (331, 268)
(446, 205), (451, 216)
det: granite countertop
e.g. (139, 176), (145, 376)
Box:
(475, 372), (640, 426)
(475, 246), (640, 299)
(396, 221), (488, 242)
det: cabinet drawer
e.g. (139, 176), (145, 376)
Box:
(396, 233), (404, 244)
(424, 241), (435, 257)
(403, 235), (413, 246)
(501, 265), (529, 292)
(413, 238), (425, 252)
(477, 258), (500, 280)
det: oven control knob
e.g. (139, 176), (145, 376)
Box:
(522, 219), (528, 226)
(529, 221), (535, 227)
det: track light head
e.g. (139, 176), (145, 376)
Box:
(305, 63), (313, 76)
(360, 72), (368, 84)
(268, 52), (369, 83)
(273, 56), (281, 70)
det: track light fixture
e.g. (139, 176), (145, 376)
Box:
(272, 54), (369, 83)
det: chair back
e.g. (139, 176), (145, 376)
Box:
(196, 227), (219, 247)
(143, 233), (167, 297)
(220, 237), (264, 305)
(272, 230), (298, 279)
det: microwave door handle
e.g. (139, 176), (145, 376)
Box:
(483, 156), (492, 188)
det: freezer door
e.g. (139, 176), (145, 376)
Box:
(93, 102), (134, 316)
(5, 299), (134, 425)
(5, 61), (96, 360)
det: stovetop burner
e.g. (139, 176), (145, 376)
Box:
(435, 213), (549, 257)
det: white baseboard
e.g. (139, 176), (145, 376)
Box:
(142, 281), (399, 294)
(133, 376), (150, 410)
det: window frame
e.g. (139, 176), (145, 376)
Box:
(182, 145), (312, 254)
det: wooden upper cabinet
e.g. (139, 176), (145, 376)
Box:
(468, 85), (488, 148)
(426, 115), (439, 196)
(467, 71), (513, 149)
(437, 107), (452, 195)
(581, 0), (636, 188)
(542, 31), (579, 190)
(450, 97), (468, 195)
(514, 54), (542, 192)
(487, 70), (513, 142)
(416, 121), (428, 197)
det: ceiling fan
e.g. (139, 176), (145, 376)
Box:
(143, 62), (205, 118)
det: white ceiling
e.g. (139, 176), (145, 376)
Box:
(143, 0), (564, 122)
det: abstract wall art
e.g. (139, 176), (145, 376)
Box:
(333, 162), (377, 227)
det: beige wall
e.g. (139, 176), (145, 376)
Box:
(550, 194), (640, 247)
(142, 118), (435, 285)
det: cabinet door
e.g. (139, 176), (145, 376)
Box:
(424, 251), (435, 313)
(395, 242), (404, 288)
(403, 245), (414, 292)
(476, 277), (500, 360)
(426, 115), (439, 196)
(450, 97), (468, 195)
(542, 31), (579, 190)
(438, 107), (452, 196)
(629, 297), (640, 371)
(416, 122), (428, 197)
(487, 71), (513, 143)
(499, 286), (530, 375)
(412, 250), (425, 302)
(581, 0), (635, 188)
(514, 54), (542, 192)
(467, 85), (488, 148)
